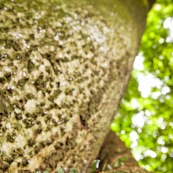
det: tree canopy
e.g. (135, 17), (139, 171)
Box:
(111, 0), (173, 172)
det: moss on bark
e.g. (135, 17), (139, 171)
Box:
(0, 0), (150, 172)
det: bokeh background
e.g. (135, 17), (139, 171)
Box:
(111, 0), (173, 172)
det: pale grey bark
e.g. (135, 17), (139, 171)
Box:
(0, 0), (152, 172)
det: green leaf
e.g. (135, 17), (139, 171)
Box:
(57, 167), (65, 173)
(69, 168), (79, 173)
(90, 160), (100, 173)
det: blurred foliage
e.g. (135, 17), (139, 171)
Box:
(111, 0), (173, 172)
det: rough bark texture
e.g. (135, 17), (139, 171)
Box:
(0, 0), (152, 172)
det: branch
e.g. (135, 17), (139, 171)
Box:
(97, 131), (151, 173)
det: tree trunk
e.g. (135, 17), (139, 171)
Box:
(0, 0), (153, 172)
(98, 131), (150, 173)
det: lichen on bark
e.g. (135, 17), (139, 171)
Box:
(0, 0), (150, 172)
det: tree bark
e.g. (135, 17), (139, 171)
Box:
(98, 131), (150, 173)
(0, 0), (153, 172)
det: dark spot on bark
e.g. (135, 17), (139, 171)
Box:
(22, 158), (29, 166)
(28, 139), (35, 147)
(15, 114), (22, 120)
(1, 161), (9, 171)
(79, 114), (87, 126)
